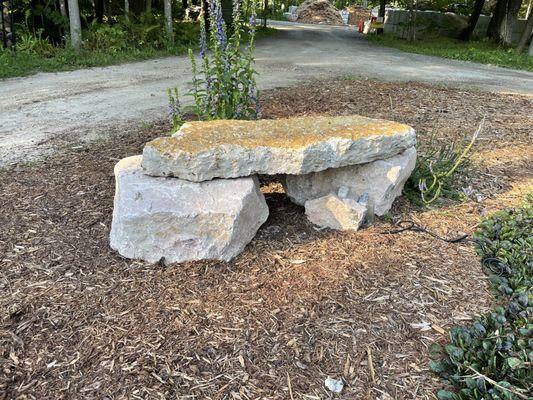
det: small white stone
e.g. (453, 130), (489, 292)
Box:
(284, 147), (417, 216)
(324, 377), (344, 393)
(305, 194), (367, 231)
(109, 156), (269, 264)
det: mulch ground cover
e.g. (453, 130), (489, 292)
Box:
(1, 78), (532, 399)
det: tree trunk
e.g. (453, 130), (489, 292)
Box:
(146, 0), (152, 12)
(458, 0), (485, 41)
(516, 11), (533, 52)
(181, 0), (187, 18)
(125, 0), (130, 20)
(1, 1), (11, 48)
(377, 0), (386, 34)
(488, 0), (523, 45)
(500, 0), (522, 46)
(164, 0), (174, 41)
(487, 0), (507, 40)
(525, 0), (532, 19)
(95, 0), (105, 22)
(67, 0), (82, 50)
(529, 33), (533, 54)
(263, 0), (268, 27)
(406, 0), (417, 41)
(59, 0), (67, 17)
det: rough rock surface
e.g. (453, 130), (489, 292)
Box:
(110, 156), (269, 264)
(305, 194), (367, 230)
(142, 116), (416, 182)
(284, 146), (417, 215)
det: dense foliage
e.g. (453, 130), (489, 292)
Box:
(430, 195), (533, 400)
(168, 0), (259, 127)
(475, 195), (533, 297)
(403, 126), (478, 206)
(0, 20), (200, 78)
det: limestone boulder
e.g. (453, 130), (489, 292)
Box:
(142, 115), (416, 181)
(305, 194), (367, 231)
(283, 147), (417, 215)
(109, 156), (269, 264)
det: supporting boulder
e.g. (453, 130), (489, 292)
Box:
(305, 193), (367, 231)
(109, 156), (269, 264)
(283, 147), (417, 216)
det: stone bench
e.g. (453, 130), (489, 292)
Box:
(110, 115), (417, 264)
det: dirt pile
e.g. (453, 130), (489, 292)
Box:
(346, 5), (371, 25)
(297, 0), (343, 25)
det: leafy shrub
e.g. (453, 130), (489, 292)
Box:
(404, 123), (480, 206)
(474, 195), (533, 297)
(1, 19), (201, 79)
(122, 12), (165, 48)
(431, 196), (533, 400)
(168, 0), (260, 128)
(84, 22), (129, 52)
(16, 28), (56, 57)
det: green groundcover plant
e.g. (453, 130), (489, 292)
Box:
(430, 195), (533, 400)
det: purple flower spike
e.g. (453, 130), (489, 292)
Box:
(249, 13), (256, 34)
(199, 21), (207, 59)
(208, 0), (227, 49)
(232, 0), (242, 21)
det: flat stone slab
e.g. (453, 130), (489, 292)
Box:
(110, 156), (269, 264)
(142, 115), (416, 182)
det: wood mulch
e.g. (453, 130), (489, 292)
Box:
(1, 79), (532, 399)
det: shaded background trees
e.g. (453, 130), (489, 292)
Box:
(1, 0), (199, 49)
(1, 0), (532, 55)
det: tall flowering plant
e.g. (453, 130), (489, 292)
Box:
(168, 0), (260, 128)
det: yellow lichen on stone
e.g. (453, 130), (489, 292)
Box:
(147, 115), (412, 155)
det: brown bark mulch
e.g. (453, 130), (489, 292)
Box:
(1, 79), (532, 399)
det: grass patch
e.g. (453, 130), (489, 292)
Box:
(254, 26), (278, 40)
(0, 25), (276, 79)
(0, 46), (186, 79)
(367, 34), (533, 71)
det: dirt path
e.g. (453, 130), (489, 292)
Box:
(1, 21), (532, 166)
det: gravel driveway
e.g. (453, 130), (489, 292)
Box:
(1, 21), (532, 166)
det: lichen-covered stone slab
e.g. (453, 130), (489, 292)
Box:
(283, 147), (417, 215)
(109, 156), (269, 264)
(142, 115), (416, 182)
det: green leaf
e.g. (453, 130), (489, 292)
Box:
(506, 357), (522, 369)
(429, 360), (447, 373)
(445, 345), (464, 361)
(437, 390), (458, 400)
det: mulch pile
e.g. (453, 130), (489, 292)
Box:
(1, 79), (532, 399)
(297, 0), (343, 25)
(346, 5), (371, 25)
